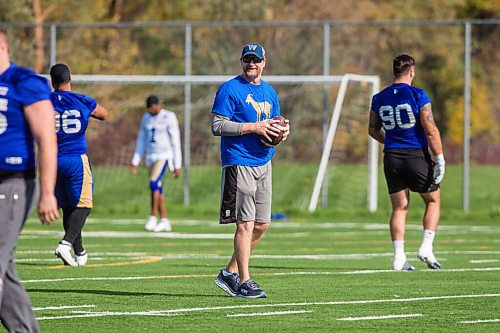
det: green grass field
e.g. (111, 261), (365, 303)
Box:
(16, 164), (500, 332)
(19, 217), (500, 332)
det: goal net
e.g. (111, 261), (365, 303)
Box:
(66, 74), (379, 213)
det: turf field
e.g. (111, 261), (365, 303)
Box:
(19, 216), (500, 332)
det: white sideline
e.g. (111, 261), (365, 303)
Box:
(33, 305), (95, 311)
(21, 267), (500, 284)
(461, 318), (500, 324)
(227, 310), (312, 317)
(24, 219), (500, 232)
(16, 250), (500, 262)
(337, 313), (423, 321)
(35, 294), (500, 321)
(17, 251), (147, 255)
(20, 230), (233, 239)
(17, 257), (150, 263)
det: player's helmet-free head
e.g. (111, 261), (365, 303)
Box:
(241, 43), (266, 60)
(146, 95), (160, 108)
(393, 54), (415, 78)
(50, 63), (71, 87)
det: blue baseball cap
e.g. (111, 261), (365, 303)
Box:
(241, 43), (266, 60)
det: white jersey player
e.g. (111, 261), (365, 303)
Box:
(130, 95), (182, 232)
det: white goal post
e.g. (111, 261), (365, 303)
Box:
(308, 74), (380, 213)
(57, 73), (379, 209)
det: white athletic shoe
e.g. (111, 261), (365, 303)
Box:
(153, 218), (172, 232)
(75, 251), (88, 266)
(392, 256), (416, 271)
(145, 216), (158, 231)
(417, 251), (441, 270)
(55, 243), (78, 267)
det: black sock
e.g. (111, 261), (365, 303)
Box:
(62, 207), (91, 253)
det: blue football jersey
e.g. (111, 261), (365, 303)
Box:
(212, 75), (280, 167)
(371, 83), (431, 149)
(50, 90), (96, 156)
(0, 63), (51, 171)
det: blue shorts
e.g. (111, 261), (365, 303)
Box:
(56, 154), (93, 208)
(148, 160), (169, 193)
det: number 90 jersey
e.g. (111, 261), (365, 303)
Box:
(370, 83), (431, 149)
(50, 90), (96, 156)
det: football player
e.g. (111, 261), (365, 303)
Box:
(0, 28), (59, 332)
(130, 95), (182, 232)
(369, 54), (445, 271)
(50, 63), (108, 267)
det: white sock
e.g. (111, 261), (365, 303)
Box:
(160, 218), (170, 223)
(148, 215), (157, 222)
(393, 240), (405, 257)
(60, 240), (71, 246)
(420, 229), (435, 254)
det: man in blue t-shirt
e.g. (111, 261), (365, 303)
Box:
(0, 28), (59, 332)
(211, 42), (290, 298)
(369, 54), (445, 271)
(50, 63), (108, 267)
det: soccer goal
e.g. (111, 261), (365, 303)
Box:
(60, 73), (379, 211)
(308, 74), (380, 213)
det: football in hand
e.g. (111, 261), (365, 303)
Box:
(260, 115), (286, 147)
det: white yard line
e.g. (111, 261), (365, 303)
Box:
(24, 219), (500, 232)
(337, 313), (423, 321)
(33, 305), (95, 311)
(19, 230), (233, 239)
(227, 310), (311, 317)
(21, 266), (500, 284)
(461, 318), (500, 324)
(37, 312), (176, 320)
(17, 257), (150, 263)
(470, 259), (500, 264)
(36, 294), (500, 321)
(17, 251), (147, 256)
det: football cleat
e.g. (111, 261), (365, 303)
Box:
(236, 279), (267, 298)
(153, 219), (172, 232)
(144, 216), (158, 231)
(55, 243), (78, 267)
(75, 250), (88, 266)
(393, 256), (416, 271)
(214, 269), (240, 297)
(418, 253), (441, 270)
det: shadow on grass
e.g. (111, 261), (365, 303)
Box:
(27, 288), (225, 298)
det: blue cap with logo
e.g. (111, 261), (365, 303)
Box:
(241, 43), (266, 60)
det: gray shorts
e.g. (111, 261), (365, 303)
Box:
(219, 162), (272, 224)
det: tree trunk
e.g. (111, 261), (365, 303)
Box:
(32, 0), (45, 73)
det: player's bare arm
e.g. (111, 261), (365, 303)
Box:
(420, 102), (443, 156)
(368, 110), (385, 143)
(91, 104), (108, 120)
(24, 100), (60, 224)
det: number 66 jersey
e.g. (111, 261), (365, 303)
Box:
(50, 90), (97, 208)
(50, 90), (96, 156)
(370, 83), (431, 149)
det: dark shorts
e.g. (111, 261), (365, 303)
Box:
(383, 148), (439, 194)
(219, 162), (272, 224)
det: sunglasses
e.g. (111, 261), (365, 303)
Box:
(242, 57), (263, 64)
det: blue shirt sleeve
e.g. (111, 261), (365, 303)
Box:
(18, 75), (51, 106)
(370, 94), (379, 113)
(417, 89), (431, 109)
(212, 84), (236, 119)
(84, 95), (97, 113)
(272, 89), (280, 118)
